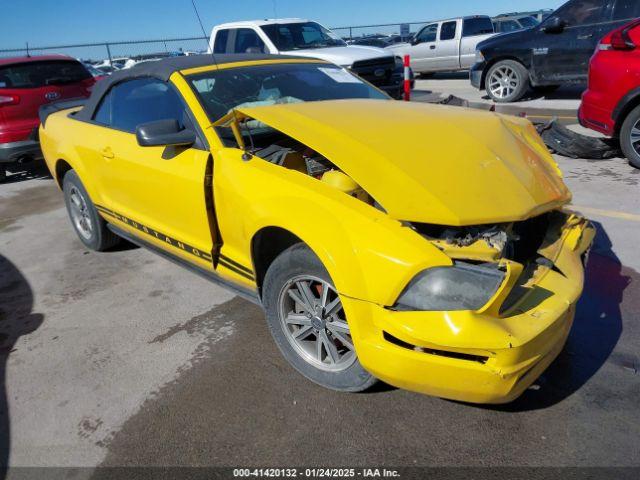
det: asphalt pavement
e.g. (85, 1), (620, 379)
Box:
(0, 105), (639, 476)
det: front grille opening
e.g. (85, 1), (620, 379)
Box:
(383, 331), (489, 364)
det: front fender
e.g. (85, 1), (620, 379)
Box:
(214, 149), (452, 306)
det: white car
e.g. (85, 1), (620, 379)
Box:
(208, 18), (411, 98)
(386, 15), (496, 75)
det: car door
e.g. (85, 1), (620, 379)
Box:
(533, 0), (607, 83)
(91, 77), (216, 268)
(434, 20), (460, 70)
(407, 23), (439, 72)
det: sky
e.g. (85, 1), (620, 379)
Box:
(2, 0), (567, 49)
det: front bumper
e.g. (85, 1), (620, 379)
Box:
(343, 214), (595, 404)
(470, 61), (486, 89)
(0, 139), (43, 163)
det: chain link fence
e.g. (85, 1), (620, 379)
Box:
(0, 37), (210, 65)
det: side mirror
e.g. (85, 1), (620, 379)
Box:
(542, 17), (566, 34)
(136, 119), (196, 147)
(411, 37), (421, 45)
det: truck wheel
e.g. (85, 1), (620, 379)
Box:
(262, 243), (377, 392)
(63, 170), (121, 251)
(620, 105), (640, 169)
(486, 60), (530, 103)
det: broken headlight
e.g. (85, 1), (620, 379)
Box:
(395, 262), (505, 311)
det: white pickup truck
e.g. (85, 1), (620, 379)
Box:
(387, 15), (496, 75)
(208, 19), (411, 98)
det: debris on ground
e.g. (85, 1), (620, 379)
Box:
(535, 119), (621, 159)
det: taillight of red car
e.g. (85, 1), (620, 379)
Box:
(0, 94), (20, 106)
(599, 19), (640, 51)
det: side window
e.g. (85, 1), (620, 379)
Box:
(93, 89), (113, 125)
(214, 29), (230, 53)
(109, 78), (186, 133)
(553, 0), (605, 26)
(416, 24), (438, 43)
(234, 28), (266, 53)
(612, 0), (640, 20)
(462, 17), (495, 37)
(440, 21), (457, 40)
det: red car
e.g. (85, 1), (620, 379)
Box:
(579, 18), (640, 169)
(0, 55), (94, 181)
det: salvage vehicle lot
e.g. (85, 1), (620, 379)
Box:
(1, 150), (638, 469)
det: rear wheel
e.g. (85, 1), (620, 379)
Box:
(63, 170), (121, 250)
(619, 104), (640, 169)
(486, 60), (530, 103)
(262, 244), (377, 392)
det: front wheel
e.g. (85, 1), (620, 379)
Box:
(262, 244), (377, 392)
(485, 60), (530, 103)
(619, 104), (640, 169)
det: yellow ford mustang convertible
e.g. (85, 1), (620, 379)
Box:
(39, 55), (594, 404)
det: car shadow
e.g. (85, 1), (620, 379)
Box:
(485, 221), (628, 412)
(1, 160), (51, 185)
(480, 84), (586, 102)
(0, 255), (44, 476)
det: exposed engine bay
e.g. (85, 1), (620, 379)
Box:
(411, 211), (562, 265)
(228, 123), (376, 205)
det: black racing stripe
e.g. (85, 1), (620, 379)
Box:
(95, 204), (213, 262)
(219, 253), (253, 275)
(218, 258), (255, 281)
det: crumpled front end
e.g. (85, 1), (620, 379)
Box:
(342, 211), (595, 404)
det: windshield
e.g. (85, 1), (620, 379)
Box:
(0, 60), (91, 89)
(261, 22), (347, 50)
(188, 62), (389, 123)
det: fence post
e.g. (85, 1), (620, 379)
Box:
(349, 27), (353, 40)
(105, 43), (113, 65)
(26, 42), (30, 57)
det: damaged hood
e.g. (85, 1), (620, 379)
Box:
(234, 99), (571, 226)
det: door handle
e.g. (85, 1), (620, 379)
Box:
(577, 34), (593, 39)
(430, 45), (436, 49)
(101, 147), (114, 159)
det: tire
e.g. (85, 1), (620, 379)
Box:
(619, 104), (640, 169)
(485, 60), (530, 103)
(62, 170), (120, 251)
(0, 166), (6, 183)
(262, 243), (377, 392)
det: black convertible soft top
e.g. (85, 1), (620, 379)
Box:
(73, 54), (312, 122)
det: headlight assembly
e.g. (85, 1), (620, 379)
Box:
(395, 262), (505, 311)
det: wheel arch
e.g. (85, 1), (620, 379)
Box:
(251, 226), (304, 297)
(613, 88), (640, 136)
(54, 158), (74, 189)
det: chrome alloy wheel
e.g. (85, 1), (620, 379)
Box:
(488, 65), (519, 100)
(68, 186), (93, 240)
(278, 275), (356, 372)
(630, 119), (640, 156)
